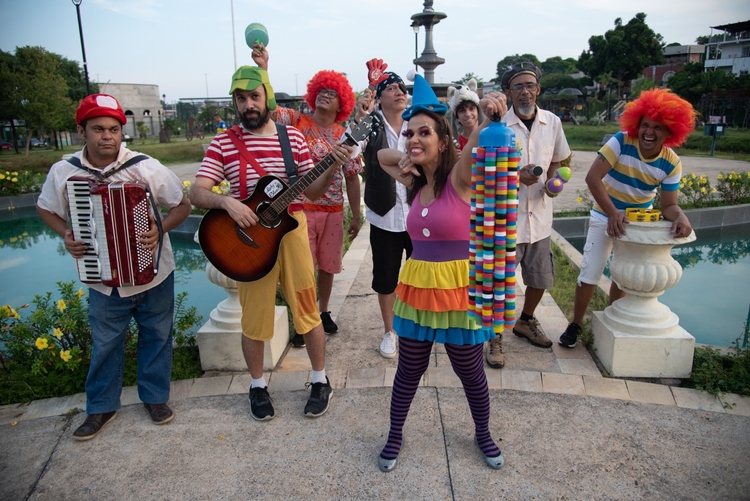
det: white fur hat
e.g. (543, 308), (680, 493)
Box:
(447, 79), (480, 113)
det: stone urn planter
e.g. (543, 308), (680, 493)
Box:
(592, 221), (697, 378)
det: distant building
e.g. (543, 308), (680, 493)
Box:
(703, 20), (750, 76)
(99, 83), (163, 139)
(642, 45), (704, 85)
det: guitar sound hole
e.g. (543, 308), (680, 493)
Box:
(256, 200), (282, 229)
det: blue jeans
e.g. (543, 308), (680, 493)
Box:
(86, 273), (174, 414)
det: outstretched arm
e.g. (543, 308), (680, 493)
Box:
(452, 92), (508, 194)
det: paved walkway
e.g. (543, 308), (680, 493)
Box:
(2, 153), (750, 500)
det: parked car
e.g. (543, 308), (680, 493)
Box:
(0, 140), (13, 150)
(30, 138), (49, 148)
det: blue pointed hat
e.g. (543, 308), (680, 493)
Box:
(402, 74), (448, 120)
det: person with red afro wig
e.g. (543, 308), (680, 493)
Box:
(251, 44), (362, 342)
(557, 88), (695, 351)
(619, 88), (698, 148)
(304, 70), (356, 123)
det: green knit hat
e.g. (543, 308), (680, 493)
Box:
(229, 66), (277, 111)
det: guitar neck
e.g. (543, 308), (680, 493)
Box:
(271, 134), (358, 212)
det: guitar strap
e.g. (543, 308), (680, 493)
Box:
(227, 124), (299, 200)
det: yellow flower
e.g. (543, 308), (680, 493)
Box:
(11, 171), (18, 176)
(717, 174), (723, 180)
(60, 350), (72, 362)
(77, 287), (85, 298)
(57, 299), (66, 312)
(183, 180), (191, 187)
(712, 187), (717, 193)
(10, 237), (17, 243)
(576, 196), (583, 203)
(35, 337), (48, 350)
(690, 173), (696, 178)
(700, 187), (707, 194)
(211, 186), (222, 194)
(53, 328), (64, 340)
(11, 178), (17, 183)
(0, 174), (5, 180)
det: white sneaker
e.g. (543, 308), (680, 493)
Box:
(379, 330), (398, 359)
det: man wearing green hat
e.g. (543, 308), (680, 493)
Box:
(190, 64), (353, 421)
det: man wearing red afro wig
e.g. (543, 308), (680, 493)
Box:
(253, 45), (361, 340)
(558, 88), (696, 349)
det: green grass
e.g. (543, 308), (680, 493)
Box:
(562, 123), (750, 160)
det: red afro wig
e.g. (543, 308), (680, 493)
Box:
(619, 88), (698, 148)
(304, 70), (355, 123)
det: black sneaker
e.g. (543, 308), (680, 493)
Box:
(292, 332), (305, 347)
(248, 386), (275, 421)
(559, 323), (582, 348)
(320, 311), (338, 334)
(72, 411), (117, 441)
(304, 377), (333, 418)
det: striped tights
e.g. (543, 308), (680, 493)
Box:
(380, 336), (501, 460)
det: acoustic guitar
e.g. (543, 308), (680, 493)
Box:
(198, 114), (381, 282)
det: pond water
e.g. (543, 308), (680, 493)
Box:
(565, 223), (750, 347)
(0, 208), (226, 330)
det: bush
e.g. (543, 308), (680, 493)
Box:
(0, 169), (47, 196)
(683, 341), (750, 397)
(0, 281), (202, 405)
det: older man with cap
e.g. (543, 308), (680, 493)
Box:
(36, 94), (192, 440)
(350, 59), (412, 359)
(190, 65), (353, 421)
(484, 62), (571, 369)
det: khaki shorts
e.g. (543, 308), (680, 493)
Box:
(237, 211), (321, 341)
(516, 237), (555, 290)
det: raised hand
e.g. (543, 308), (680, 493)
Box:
(366, 58), (389, 89)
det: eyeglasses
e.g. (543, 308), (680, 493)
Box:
(510, 82), (538, 93)
(317, 88), (338, 98)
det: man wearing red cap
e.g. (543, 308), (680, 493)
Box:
(36, 94), (192, 440)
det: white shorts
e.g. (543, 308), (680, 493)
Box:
(578, 216), (615, 286)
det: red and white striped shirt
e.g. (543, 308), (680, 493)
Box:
(197, 124), (314, 202)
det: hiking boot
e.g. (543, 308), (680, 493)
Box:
(248, 386), (275, 421)
(292, 332), (306, 347)
(72, 411), (117, 441)
(320, 311), (338, 334)
(143, 403), (174, 425)
(486, 336), (505, 369)
(513, 317), (552, 348)
(559, 322), (582, 349)
(304, 377), (333, 418)
(379, 330), (398, 359)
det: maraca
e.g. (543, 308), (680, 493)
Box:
(545, 166), (571, 197)
(245, 23), (269, 49)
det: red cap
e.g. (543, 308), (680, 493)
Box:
(75, 94), (127, 125)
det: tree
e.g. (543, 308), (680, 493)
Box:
(695, 35), (709, 45)
(136, 122), (150, 143)
(9, 46), (75, 154)
(629, 76), (659, 99)
(495, 54), (541, 80)
(457, 72), (484, 87)
(578, 13), (664, 90)
(539, 73), (582, 94)
(667, 62), (739, 104)
(541, 56), (578, 75)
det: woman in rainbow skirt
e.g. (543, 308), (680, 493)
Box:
(375, 74), (509, 472)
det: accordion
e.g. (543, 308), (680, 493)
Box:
(66, 177), (162, 287)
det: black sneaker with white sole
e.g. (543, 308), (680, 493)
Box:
(559, 322), (582, 348)
(320, 311), (338, 334)
(304, 377), (332, 417)
(248, 386), (275, 421)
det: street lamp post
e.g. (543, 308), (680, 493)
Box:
(71, 0), (91, 96)
(411, 21), (420, 72)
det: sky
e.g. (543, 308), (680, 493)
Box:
(1, 0), (749, 107)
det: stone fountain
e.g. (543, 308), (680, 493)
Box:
(592, 221), (697, 378)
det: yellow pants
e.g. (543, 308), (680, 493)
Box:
(237, 211), (321, 341)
